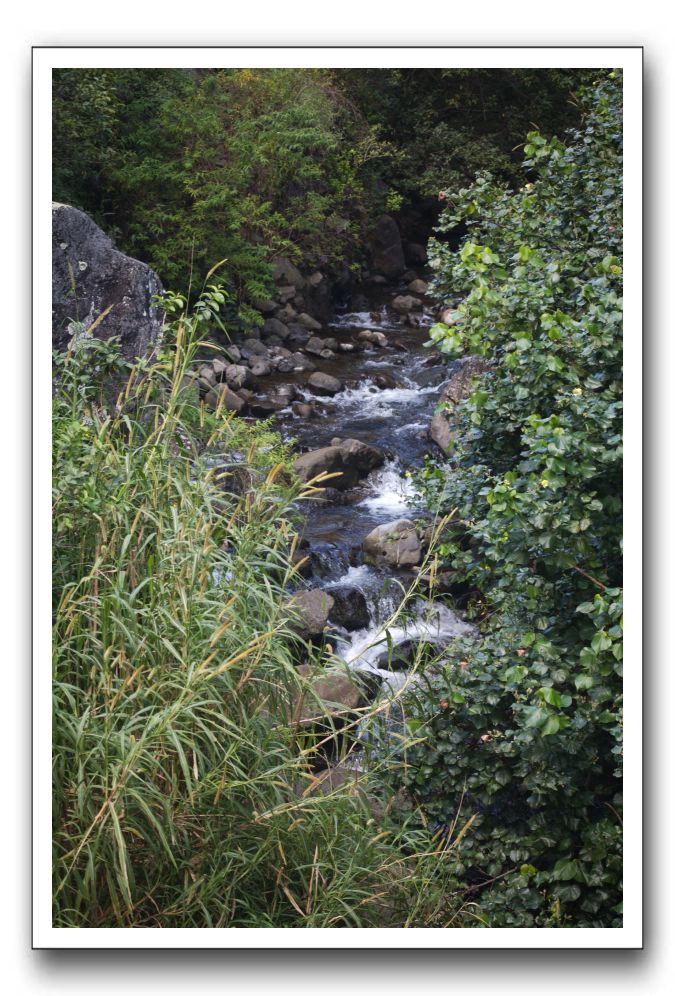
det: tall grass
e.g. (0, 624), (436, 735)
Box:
(52, 306), (477, 928)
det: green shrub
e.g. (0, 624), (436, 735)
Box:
(400, 72), (623, 927)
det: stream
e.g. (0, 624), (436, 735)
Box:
(269, 282), (475, 697)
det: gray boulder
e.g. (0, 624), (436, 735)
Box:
(273, 257), (305, 290)
(363, 519), (422, 568)
(307, 372), (343, 396)
(358, 330), (388, 347)
(408, 278), (428, 295)
(263, 317), (290, 340)
(288, 589), (335, 639)
(297, 312), (322, 331)
(369, 214), (406, 279)
(240, 338), (269, 361)
(204, 383), (246, 413)
(429, 355), (492, 455)
(225, 364), (256, 391)
(392, 294), (422, 314)
(294, 438), (384, 490)
(52, 202), (164, 359)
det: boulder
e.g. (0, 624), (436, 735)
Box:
(327, 585), (370, 631)
(429, 412), (456, 454)
(276, 303), (297, 324)
(224, 344), (242, 363)
(273, 257), (305, 289)
(304, 336), (328, 357)
(225, 364), (256, 391)
(277, 284), (297, 303)
(240, 338), (269, 362)
(294, 438), (385, 491)
(392, 294), (422, 314)
(52, 202), (164, 360)
(307, 372), (343, 396)
(307, 271), (324, 287)
(252, 298), (278, 314)
(204, 383), (246, 413)
(369, 214), (406, 279)
(363, 519), (422, 568)
(263, 317), (290, 340)
(291, 352), (316, 372)
(212, 357), (228, 381)
(198, 363), (216, 386)
(250, 358), (272, 377)
(407, 278), (428, 295)
(292, 401), (314, 418)
(297, 312), (322, 331)
(289, 589), (335, 639)
(358, 329), (388, 347)
(293, 665), (367, 723)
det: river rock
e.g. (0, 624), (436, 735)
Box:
(292, 401), (314, 418)
(277, 284), (297, 303)
(439, 307), (462, 325)
(250, 358), (272, 377)
(406, 242), (428, 265)
(363, 519), (422, 568)
(263, 317), (290, 340)
(204, 383), (246, 413)
(240, 338), (269, 362)
(273, 257), (305, 289)
(294, 438), (385, 490)
(252, 298), (278, 314)
(327, 585), (370, 631)
(392, 294), (422, 314)
(358, 329), (388, 347)
(369, 214), (406, 279)
(307, 372), (343, 396)
(408, 278), (428, 295)
(291, 351), (316, 372)
(276, 303), (297, 324)
(224, 344), (242, 363)
(304, 336), (328, 357)
(289, 589), (335, 639)
(52, 202), (165, 360)
(198, 363), (216, 386)
(307, 271), (324, 287)
(293, 664), (367, 722)
(211, 357), (228, 380)
(225, 364), (256, 391)
(297, 312), (322, 331)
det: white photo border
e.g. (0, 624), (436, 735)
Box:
(34, 45), (642, 950)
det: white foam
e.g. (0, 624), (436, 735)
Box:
(357, 461), (419, 516)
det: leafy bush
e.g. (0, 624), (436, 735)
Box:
(400, 72), (623, 927)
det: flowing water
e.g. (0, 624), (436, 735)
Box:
(268, 284), (475, 696)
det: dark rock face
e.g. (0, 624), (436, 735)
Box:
(327, 585), (370, 631)
(369, 214), (406, 279)
(52, 202), (164, 359)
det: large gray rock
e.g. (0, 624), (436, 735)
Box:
(363, 519), (422, 568)
(307, 372), (342, 396)
(294, 438), (385, 490)
(392, 294), (422, 314)
(204, 383), (246, 413)
(52, 202), (164, 359)
(288, 589), (335, 639)
(369, 214), (406, 279)
(429, 356), (492, 455)
(327, 585), (370, 631)
(273, 257), (305, 290)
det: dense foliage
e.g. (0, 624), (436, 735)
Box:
(402, 72), (623, 926)
(53, 68), (591, 308)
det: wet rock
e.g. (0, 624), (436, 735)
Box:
(286, 324), (311, 347)
(305, 336), (329, 357)
(212, 357), (228, 381)
(274, 357), (295, 373)
(393, 339), (409, 352)
(204, 383), (246, 413)
(392, 294), (422, 314)
(369, 213), (406, 279)
(250, 358), (272, 377)
(338, 341), (356, 352)
(289, 589), (335, 639)
(429, 412), (455, 454)
(307, 371), (343, 396)
(198, 363), (216, 386)
(273, 257), (305, 289)
(408, 278), (428, 295)
(291, 351), (316, 372)
(293, 664), (367, 721)
(224, 344), (242, 363)
(372, 373), (399, 390)
(294, 438), (385, 490)
(263, 317), (290, 340)
(240, 337), (269, 361)
(292, 401), (314, 418)
(327, 585), (370, 632)
(373, 639), (436, 672)
(363, 519), (422, 568)
(297, 312), (322, 331)
(52, 203), (164, 360)
(225, 364), (256, 391)
(277, 284), (297, 303)
(276, 303), (297, 324)
(307, 271), (324, 287)
(358, 329), (388, 347)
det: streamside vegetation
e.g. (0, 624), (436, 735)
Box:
(403, 71), (624, 926)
